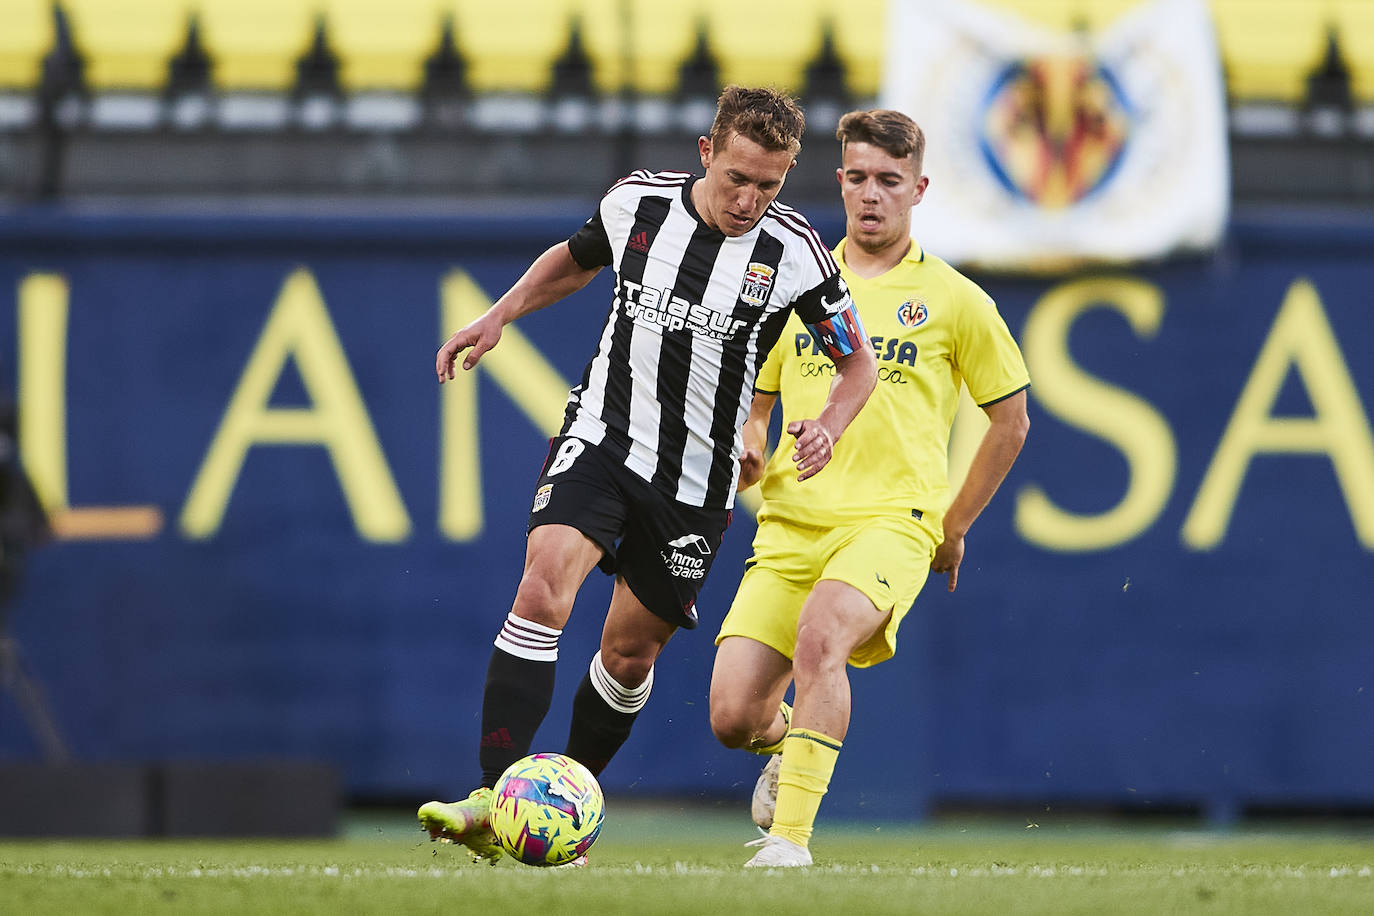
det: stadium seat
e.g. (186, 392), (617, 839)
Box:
(444, 0), (579, 92)
(700, 0), (825, 91)
(327, 0), (448, 92)
(196, 0), (318, 92)
(549, 0), (638, 94)
(1333, 0), (1374, 103)
(619, 1), (699, 95)
(1210, 0), (1327, 102)
(64, 0), (192, 91)
(830, 0), (894, 98)
(0, 0), (54, 90)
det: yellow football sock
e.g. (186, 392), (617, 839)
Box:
(748, 701), (792, 755)
(770, 728), (841, 848)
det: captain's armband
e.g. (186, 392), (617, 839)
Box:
(803, 303), (869, 361)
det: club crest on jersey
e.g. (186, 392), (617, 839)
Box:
(897, 299), (928, 328)
(739, 262), (775, 307)
(533, 484), (553, 512)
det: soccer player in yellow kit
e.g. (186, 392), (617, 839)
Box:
(708, 109), (1030, 867)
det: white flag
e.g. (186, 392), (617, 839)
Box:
(881, 0), (1229, 271)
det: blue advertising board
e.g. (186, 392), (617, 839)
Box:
(0, 206), (1370, 823)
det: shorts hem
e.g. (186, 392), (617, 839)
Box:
(714, 625), (793, 658)
(621, 570), (699, 630)
(528, 516), (616, 568)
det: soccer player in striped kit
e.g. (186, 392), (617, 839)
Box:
(709, 109), (1030, 867)
(419, 86), (877, 863)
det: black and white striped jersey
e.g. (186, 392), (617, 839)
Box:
(563, 169), (859, 510)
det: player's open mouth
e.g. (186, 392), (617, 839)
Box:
(858, 214), (882, 230)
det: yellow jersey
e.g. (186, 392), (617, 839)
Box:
(753, 237), (1029, 530)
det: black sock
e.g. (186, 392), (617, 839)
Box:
(478, 647), (556, 786)
(563, 670), (641, 777)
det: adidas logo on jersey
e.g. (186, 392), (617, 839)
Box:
(627, 231), (650, 253)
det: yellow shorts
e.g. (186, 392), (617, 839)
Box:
(716, 512), (939, 667)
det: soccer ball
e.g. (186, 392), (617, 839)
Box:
(489, 752), (605, 866)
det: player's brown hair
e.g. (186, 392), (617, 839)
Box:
(710, 86), (805, 156)
(836, 109), (926, 173)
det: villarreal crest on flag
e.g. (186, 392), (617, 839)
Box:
(881, 0), (1228, 271)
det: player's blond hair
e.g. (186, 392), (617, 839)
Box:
(710, 86), (805, 156)
(836, 109), (926, 173)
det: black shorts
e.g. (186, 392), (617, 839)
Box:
(526, 436), (732, 629)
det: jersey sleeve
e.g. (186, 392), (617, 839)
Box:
(754, 330), (784, 394)
(952, 278), (1030, 406)
(567, 203), (613, 269)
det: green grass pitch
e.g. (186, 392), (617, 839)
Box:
(3, 803), (1372, 915)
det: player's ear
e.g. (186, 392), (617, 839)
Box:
(912, 174), (929, 206)
(698, 136), (712, 169)
(835, 166), (844, 186)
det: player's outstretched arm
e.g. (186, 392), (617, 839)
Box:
(737, 391), (777, 491)
(788, 343), (877, 481)
(932, 389), (1029, 591)
(437, 242), (601, 381)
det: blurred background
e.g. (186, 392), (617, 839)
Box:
(0, 0), (1371, 837)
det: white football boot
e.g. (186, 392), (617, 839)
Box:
(743, 834), (812, 868)
(750, 754), (781, 830)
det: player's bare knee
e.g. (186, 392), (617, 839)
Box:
(598, 644), (654, 689)
(509, 573), (572, 628)
(793, 625), (847, 678)
(708, 700), (759, 749)
(711, 722), (752, 750)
